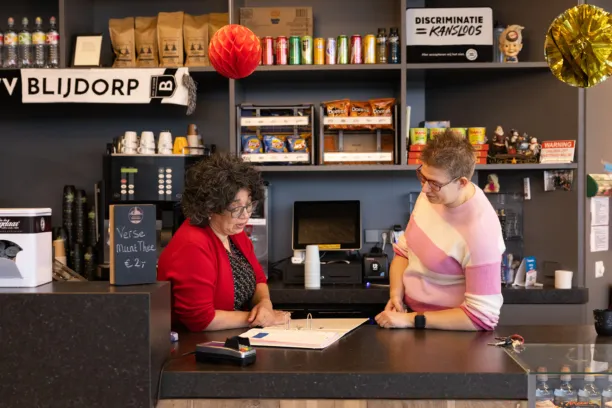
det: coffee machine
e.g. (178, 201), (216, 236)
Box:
(95, 152), (205, 278)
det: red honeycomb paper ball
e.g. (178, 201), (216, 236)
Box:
(209, 24), (261, 79)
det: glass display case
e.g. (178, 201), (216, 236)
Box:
(505, 343), (612, 408)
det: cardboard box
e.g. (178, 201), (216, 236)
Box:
(240, 7), (313, 38)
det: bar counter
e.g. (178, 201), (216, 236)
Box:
(160, 325), (606, 408)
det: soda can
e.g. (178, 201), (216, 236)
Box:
(325, 37), (337, 65)
(364, 34), (376, 64)
(337, 35), (349, 64)
(261, 36), (274, 65)
(289, 36), (301, 65)
(276, 36), (288, 65)
(350, 34), (363, 64)
(301, 35), (313, 65)
(314, 37), (325, 65)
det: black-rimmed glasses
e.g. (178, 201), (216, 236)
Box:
(415, 166), (458, 192)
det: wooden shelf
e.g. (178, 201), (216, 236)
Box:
(255, 163), (578, 172)
(406, 62), (549, 70)
(254, 64), (401, 72)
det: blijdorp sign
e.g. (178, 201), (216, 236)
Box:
(405, 7), (493, 63)
(18, 68), (189, 105)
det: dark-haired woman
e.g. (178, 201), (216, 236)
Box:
(158, 153), (288, 332)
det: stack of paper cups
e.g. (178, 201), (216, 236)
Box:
(304, 245), (321, 289)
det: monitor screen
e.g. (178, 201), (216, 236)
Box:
(292, 200), (361, 251)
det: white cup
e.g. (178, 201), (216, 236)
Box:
(140, 131), (155, 147)
(304, 245), (320, 289)
(555, 270), (573, 289)
(158, 131), (173, 155)
(137, 145), (156, 154)
(121, 146), (137, 154)
(124, 131), (138, 145)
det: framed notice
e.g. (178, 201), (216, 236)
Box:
(405, 7), (493, 63)
(72, 34), (103, 67)
(109, 204), (157, 286)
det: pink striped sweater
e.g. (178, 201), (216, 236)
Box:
(393, 185), (505, 330)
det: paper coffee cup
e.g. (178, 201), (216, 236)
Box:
(555, 270), (573, 289)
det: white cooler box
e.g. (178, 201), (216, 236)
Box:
(0, 208), (53, 287)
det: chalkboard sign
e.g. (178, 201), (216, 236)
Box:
(109, 204), (157, 286)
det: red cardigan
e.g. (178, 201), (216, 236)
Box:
(157, 220), (267, 332)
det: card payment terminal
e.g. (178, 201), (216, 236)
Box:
(195, 336), (256, 366)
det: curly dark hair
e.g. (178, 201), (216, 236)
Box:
(181, 153), (265, 225)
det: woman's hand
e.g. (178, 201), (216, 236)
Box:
(248, 299), (274, 327)
(272, 310), (291, 326)
(375, 310), (412, 329)
(384, 296), (406, 312)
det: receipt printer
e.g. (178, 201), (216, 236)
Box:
(196, 336), (256, 366)
(362, 252), (389, 282)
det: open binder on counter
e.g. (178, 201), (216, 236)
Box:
(239, 317), (369, 350)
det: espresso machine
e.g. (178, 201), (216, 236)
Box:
(95, 152), (205, 279)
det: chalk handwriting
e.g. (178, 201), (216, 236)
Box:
(124, 258), (146, 269)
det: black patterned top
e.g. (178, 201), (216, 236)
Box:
(226, 240), (257, 311)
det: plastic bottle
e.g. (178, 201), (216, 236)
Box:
(493, 21), (505, 63)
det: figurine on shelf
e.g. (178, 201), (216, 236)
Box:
(484, 173), (500, 193)
(517, 133), (530, 153)
(489, 126), (508, 156)
(507, 129), (520, 154)
(528, 137), (541, 157)
(499, 24), (525, 63)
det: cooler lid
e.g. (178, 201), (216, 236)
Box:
(0, 208), (52, 217)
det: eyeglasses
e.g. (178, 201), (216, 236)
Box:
(227, 201), (258, 219)
(415, 166), (458, 192)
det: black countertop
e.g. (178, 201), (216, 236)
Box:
(267, 281), (589, 305)
(161, 325), (604, 400)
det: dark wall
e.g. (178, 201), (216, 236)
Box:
(0, 80), (229, 226)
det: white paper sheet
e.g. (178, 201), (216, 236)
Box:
(590, 225), (609, 252)
(591, 196), (610, 226)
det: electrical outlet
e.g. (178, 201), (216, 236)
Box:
(365, 229), (384, 243)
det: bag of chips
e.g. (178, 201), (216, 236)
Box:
(241, 135), (263, 153)
(349, 101), (373, 131)
(323, 99), (350, 130)
(369, 98), (395, 130)
(263, 135), (288, 153)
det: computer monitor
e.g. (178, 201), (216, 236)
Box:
(292, 200), (361, 251)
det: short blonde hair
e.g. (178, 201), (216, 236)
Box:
(421, 129), (476, 179)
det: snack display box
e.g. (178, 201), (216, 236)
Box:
(237, 104), (316, 166)
(319, 99), (399, 165)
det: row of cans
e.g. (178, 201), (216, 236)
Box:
(260, 35), (379, 66)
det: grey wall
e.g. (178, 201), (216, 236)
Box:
(583, 0), (612, 323)
(264, 173), (421, 262)
(0, 80), (229, 226)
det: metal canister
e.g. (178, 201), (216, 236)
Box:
(364, 34), (376, 64)
(314, 37), (325, 65)
(450, 127), (467, 138)
(301, 35), (313, 64)
(276, 36), (288, 65)
(337, 35), (349, 65)
(409, 128), (428, 145)
(350, 35), (362, 64)
(261, 36), (274, 65)
(325, 37), (337, 65)
(468, 127), (486, 144)
(289, 36), (301, 65)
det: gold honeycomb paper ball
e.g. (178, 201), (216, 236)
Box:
(544, 4), (612, 88)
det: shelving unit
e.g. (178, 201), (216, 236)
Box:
(0, 0), (590, 324)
